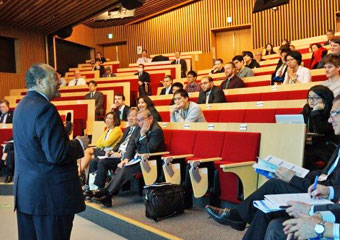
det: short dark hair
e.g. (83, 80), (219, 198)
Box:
(105, 111), (121, 127)
(128, 107), (138, 116)
(225, 62), (236, 68)
(138, 64), (144, 68)
(216, 58), (224, 63)
(137, 96), (154, 108)
(279, 45), (292, 55)
(96, 52), (102, 55)
(187, 70), (197, 78)
(0, 99), (9, 107)
(285, 51), (302, 65)
(332, 36), (340, 45)
(323, 54), (340, 67)
(242, 51), (254, 59)
(142, 49), (148, 53)
(327, 30), (335, 34)
(88, 80), (97, 86)
(282, 39), (290, 45)
(202, 76), (213, 82)
(174, 89), (189, 98)
(115, 93), (125, 101)
(310, 43), (322, 49)
(164, 75), (173, 81)
(172, 82), (184, 89)
(232, 55), (244, 62)
(95, 58), (101, 63)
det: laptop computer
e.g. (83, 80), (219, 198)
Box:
(275, 114), (304, 124)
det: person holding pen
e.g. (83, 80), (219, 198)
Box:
(205, 94), (340, 240)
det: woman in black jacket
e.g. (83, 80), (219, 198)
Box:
(302, 85), (337, 170)
(137, 96), (162, 122)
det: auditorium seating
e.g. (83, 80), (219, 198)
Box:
(79, 61), (120, 73)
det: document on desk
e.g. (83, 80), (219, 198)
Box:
(253, 193), (333, 213)
(253, 155), (309, 179)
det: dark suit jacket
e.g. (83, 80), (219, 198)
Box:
(272, 59), (288, 83)
(0, 110), (13, 123)
(118, 105), (130, 121)
(125, 121), (165, 161)
(289, 146), (340, 192)
(220, 76), (245, 89)
(13, 91), (85, 215)
(112, 126), (140, 152)
(171, 59), (187, 78)
(160, 86), (173, 95)
(197, 86), (226, 104)
(84, 91), (104, 116)
(93, 66), (105, 77)
(135, 71), (150, 83)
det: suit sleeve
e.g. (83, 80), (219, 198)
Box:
(212, 88), (226, 103)
(96, 93), (104, 110)
(35, 104), (84, 165)
(182, 60), (187, 72)
(235, 79), (245, 88)
(197, 91), (205, 104)
(112, 128), (128, 152)
(137, 127), (164, 153)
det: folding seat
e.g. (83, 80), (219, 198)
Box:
(202, 110), (220, 122)
(159, 111), (170, 122)
(225, 94), (238, 102)
(166, 130), (197, 156)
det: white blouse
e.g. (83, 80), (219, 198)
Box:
(283, 65), (311, 84)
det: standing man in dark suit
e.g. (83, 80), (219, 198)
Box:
(13, 64), (89, 240)
(84, 80), (104, 120)
(172, 51), (187, 78)
(135, 64), (151, 96)
(160, 75), (173, 95)
(0, 99), (13, 123)
(92, 108), (165, 207)
(91, 108), (140, 189)
(110, 93), (130, 121)
(205, 95), (340, 240)
(197, 76), (226, 104)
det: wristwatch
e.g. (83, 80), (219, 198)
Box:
(314, 221), (325, 238)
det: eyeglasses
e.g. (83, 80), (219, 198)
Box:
(137, 116), (149, 122)
(307, 96), (321, 101)
(286, 58), (296, 62)
(330, 111), (340, 118)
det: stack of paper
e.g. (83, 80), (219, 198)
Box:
(253, 155), (310, 179)
(253, 193), (333, 213)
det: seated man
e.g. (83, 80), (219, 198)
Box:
(324, 30), (335, 46)
(318, 36), (340, 68)
(197, 76), (226, 104)
(68, 70), (86, 86)
(92, 109), (165, 207)
(205, 94), (340, 240)
(254, 50), (264, 63)
(84, 80), (104, 120)
(233, 55), (254, 78)
(137, 49), (151, 64)
(171, 51), (187, 78)
(96, 52), (106, 64)
(102, 67), (116, 78)
(160, 75), (173, 95)
(92, 59), (105, 77)
(243, 51), (260, 69)
(170, 89), (206, 122)
(211, 58), (225, 74)
(110, 93), (130, 121)
(184, 70), (201, 93)
(220, 62), (245, 89)
(0, 99), (13, 123)
(322, 55), (340, 97)
(170, 82), (184, 105)
(135, 64), (151, 96)
(90, 108), (140, 189)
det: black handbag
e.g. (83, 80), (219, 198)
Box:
(143, 183), (185, 221)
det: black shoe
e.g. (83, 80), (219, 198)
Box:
(94, 195), (112, 207)
(4, 176), (9, 183)
(93, 189), (107, 198)
(6, 176), (13, 183)
(83, 190), (94, 200)
(205, 206), (246, 231)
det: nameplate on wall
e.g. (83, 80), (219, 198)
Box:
(272, 85), (278, 91)
(162, 122), (167, 128)
(184, 123), (190, 129)
(256, 101), (264, 107)
(239, 124), (247, 131)
(208, 124), (214, 130)
(205, 104), (211, 109)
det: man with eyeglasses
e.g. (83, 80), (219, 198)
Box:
(322, 54), (340, 97)
(205, 93), (340, 239)
(318, 36), (340, 69)
(90, 109), (165, 207)
(197, 76), (226, 104)
(170, 89), (206, 122)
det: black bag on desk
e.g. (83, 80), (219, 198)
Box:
(143, 183), (185, 221)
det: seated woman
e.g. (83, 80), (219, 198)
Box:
(264, 43), (276, 55)
(137, 96), (162, 122)
(79, 112), (123, 175)
(302, 85), (336, 170)
(309, 43), (328, 69)
(283, 51), (311, 84)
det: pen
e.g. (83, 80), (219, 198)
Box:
(310, 175), (319, 198)
(279, 205), (289, 209)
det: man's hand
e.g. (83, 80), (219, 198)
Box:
(170, 104), (179, 114)
(313, 102), (325, 111)
(275, 167), (295, 183)
(285, 201), (311, 218)
(138, 80), (143, 86)
(283, 215), (321, 240)
(308, 184), (330, 199)
(110, 103), (117, 110)
(112, 152), (122, 158)
(118, 159), (129, 168)
(77, 136), (89, 149)
(140, 120), (151, 136)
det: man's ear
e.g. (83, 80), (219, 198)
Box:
(35, 78), (45, 89)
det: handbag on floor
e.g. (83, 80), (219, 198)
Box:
(143, 183), (185, 221)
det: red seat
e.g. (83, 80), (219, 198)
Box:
(218, 109), (245, 122)
(244, 109), (276, 123)
(203, 110), (220, 122)
(237, 93), (261, 102)
(287, 90), (308, 100)
(191, 131), (225, 158)
(260, 92), (288, 101)
(167, 130), (197, 155)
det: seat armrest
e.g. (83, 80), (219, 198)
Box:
(220, 161), (256, 169)
(139, 151), (170, 157)
(162, 154), (194, 160)
(187, 157), (222, 164)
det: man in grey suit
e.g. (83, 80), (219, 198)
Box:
(84, 80), (104, 120)
(13, 63), (89, 240)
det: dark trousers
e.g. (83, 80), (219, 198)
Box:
(264, 218), (290, 240)
(17, 211), (74, 240)
(94, 157), (120, 188)
(106, 164), (141, 195)
(236, 179), (303, 223)
(3, 143), (14, 176)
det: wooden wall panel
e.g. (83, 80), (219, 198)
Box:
(93, 0), (340, 63)
(0, 26), (45, 99)
(64, 24), (96, 48)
